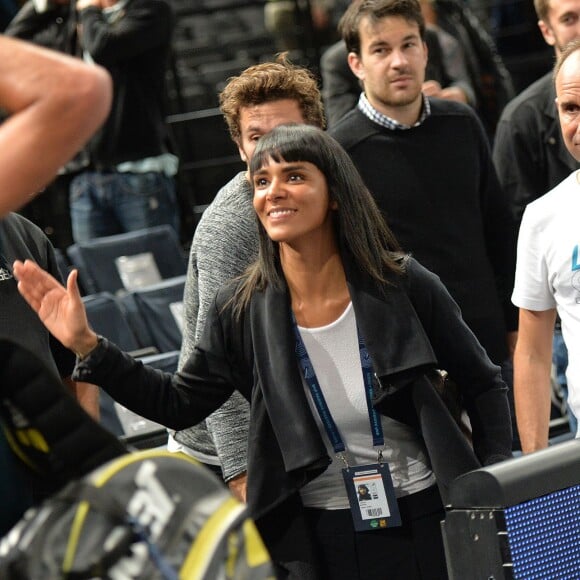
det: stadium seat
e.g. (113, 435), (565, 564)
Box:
(83, 291), (159, 437)
(66, 225), (187, 295)
(120, 275), (186, 353)
(83, 292), (142, 353)
(114, 350), (180, 449)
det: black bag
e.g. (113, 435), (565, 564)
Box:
(0, 338), (126, 484)
(0, 449), (275, 579)
(0, 338), (274, 579)
(428, 368), (472, 442)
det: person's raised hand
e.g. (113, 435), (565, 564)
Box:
(13, 259), (98, 356)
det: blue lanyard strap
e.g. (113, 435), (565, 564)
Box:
(359, 335), (385, 448)
(292, 315), (384, 455)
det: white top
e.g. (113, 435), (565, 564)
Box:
(512, 170), (580, 422)
(298, 302), (435, 510)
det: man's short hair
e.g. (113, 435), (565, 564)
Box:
(339, 0), (426, 55)
(219, 55), (325, 143)
(534, 0), (551, 23)
(554, 37), (580, 79)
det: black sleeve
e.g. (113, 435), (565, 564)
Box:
(492, 111), (550, 225)
(5, 1), (75, 53)
(404, 258), (513, 465)
(73, 294), (249, 430)
(78, 0), (172, 66)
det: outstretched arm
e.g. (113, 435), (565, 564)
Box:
(14, 259), (238, 431)
(13, 260), (99, 357)
(514, 307), (557, 453)
(0, 36), (111, 217)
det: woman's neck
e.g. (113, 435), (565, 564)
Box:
(280, 240), (350, 328)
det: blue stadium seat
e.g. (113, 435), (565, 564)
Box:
(66, 225), (187, 295)
(83, 292), (142, 353)
(114, 351), (180, 449)
(83, 291), (158, 437)
(120, 275), (186, 353)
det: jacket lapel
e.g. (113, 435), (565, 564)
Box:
(250, 283), (330, 474)
(345, 259), (437, 378)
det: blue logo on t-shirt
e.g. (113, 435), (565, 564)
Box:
(572, 245), (580, 271)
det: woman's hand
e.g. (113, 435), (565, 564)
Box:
(13, 259), (98, 356)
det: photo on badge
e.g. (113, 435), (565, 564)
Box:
(343, 463), (402, 532)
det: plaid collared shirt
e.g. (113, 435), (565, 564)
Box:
(357, 92), (431, 130)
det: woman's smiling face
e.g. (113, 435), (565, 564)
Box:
(252, 158), (336, 246)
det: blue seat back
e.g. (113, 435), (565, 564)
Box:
(67, 225), (187, 295)
(121, 275), (186, 353)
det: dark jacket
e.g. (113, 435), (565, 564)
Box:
(435, 0), (514, 139)
(74, 255), (512, 563)
(0, 214), (98, 536)
(493, 72), (579, 224)
(79, 0), (173, 167)
(5, 0), (77, 54)
(0, 213), (74, 379)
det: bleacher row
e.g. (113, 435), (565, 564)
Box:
(166, 0), (283, 115)
(55, 225), (188, 447)
(164, 0), (308, 238)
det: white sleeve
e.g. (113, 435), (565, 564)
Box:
(511, 205), (556, 312)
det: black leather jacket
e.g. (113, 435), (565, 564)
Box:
(74, 255), (512, 521)
(493, 72), (580, 224)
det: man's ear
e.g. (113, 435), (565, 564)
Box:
(348, 51), (365, 82)
(538, 19), (556, 48)
(237, 142), (248, 164)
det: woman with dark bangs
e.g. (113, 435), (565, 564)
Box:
(15, 124), (512, 580)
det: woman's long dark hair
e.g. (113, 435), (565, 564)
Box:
(232, 124), (403, 317)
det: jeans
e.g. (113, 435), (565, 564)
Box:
(70, 171), (179, 242)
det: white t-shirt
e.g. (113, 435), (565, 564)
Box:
(297, 302), (435, 510)
(512, 170), (580, 421)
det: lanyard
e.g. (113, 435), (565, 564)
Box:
(292, 315), (384, 461)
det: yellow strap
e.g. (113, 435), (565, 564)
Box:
(242, 519), (271, 568)
(180, 497), (245, 578)
(2, 427), (46, 470)
(61, 450), (201, 572)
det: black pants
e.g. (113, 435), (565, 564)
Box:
(303, 485), (448, 580)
